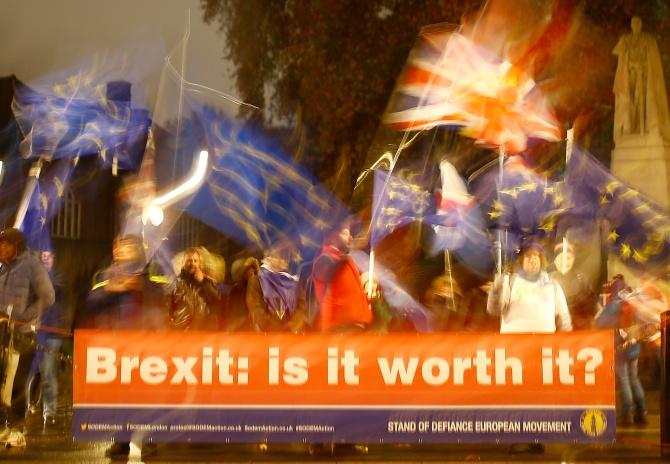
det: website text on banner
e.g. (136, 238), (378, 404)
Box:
(73, 331), (615, 443)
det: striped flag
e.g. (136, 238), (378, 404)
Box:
(384, 27), (561, 154)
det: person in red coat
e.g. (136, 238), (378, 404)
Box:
(312, 223), (373, 332)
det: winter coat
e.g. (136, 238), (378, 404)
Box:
(169, 270), (221, 330)
(86, 266), (167, 330)
(0, 250), (54, 326)
(487, 271), (572, 334)
(312, 245), (372, 331)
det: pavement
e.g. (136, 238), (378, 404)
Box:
(0, 406), (664, 463)
(0, 383), (665, 463)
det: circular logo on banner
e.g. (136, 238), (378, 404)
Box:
(580, 409), (607, 437)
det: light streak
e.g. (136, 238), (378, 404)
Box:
(142, 150), (208, 226)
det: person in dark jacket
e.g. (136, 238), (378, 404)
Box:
(0, 228), (54, 430)
(223, 257), (259, 332)
(86, 234), (166, 330)
(25, 249), (69, 427)
(169, 247), (221, 330)
(86, 234), (167, 459)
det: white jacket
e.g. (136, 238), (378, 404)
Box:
(487, 271), (572, 334)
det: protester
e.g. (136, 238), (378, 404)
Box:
(25, 249), (67, 428)
(487, 241), (572, 334)
(223, 257), (259, 331)
(424, 273), (464, 331)
(549, 241), (599, 329)
(247, 243), (305, 333)
(487, 241), (571, 454)
(85, 234), (167, 459)
(312, 223), (373, 332)
(85, 234), (166, 330)
(0, 228), (54, 445)
(169, 247), (221, 330)
(595, 274), (649, 427)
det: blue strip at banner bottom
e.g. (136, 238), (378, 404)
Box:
(73, 407), (616, 443)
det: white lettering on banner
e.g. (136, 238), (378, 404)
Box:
(377, 357), (419, 385)
(86, 347), (117, 383)
(541, 347), (603, 385)
(85, 346), (250, 385)
(84, 344), (605, 386)
(475, 421), (521, 433)
(268, 347), (309, 385)
(388, 421), (416, 432)
(522, 421), (571, 432)
(140, 356), (168, 384)
(170, 357), (198, 384)
(431, 421), (474, 432)
(327, 348), (360, 385)
(376, 349), (522, 386)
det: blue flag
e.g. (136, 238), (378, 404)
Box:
(471, 155), (565, 253)
(175, 106), (347, 262)
(13, 84), (149, 171)
(566, 147), (670, 269)
(21, 158), (76, 251)
(371, 169), (432, 247)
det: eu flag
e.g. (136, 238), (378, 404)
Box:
(179, 107), (347, 262)
(470, 155), (565, 253)
(566, 147), (670, 269)
(13, 84), (149, 171)
(371, 168), (432, 247)
(21, 158), (76, 251)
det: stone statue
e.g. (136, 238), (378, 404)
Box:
(612, 16), (670, 143)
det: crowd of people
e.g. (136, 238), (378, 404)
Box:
(0, 220), (666, 455)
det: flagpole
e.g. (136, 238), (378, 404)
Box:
(367, 249), (375, 299)
(561, 127), (574, 268)
(13, 159), (43, 229)
(444, 249), (457, 312)
(566, 127), (574, 164)
(496, 146), (505, 275)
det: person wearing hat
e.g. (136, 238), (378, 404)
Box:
(0, 228), (54, 428)
(487, 241), (572, 334)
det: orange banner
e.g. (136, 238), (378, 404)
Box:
(74, 330), (615, 407)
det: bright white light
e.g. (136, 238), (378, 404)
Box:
(0, 160), (3, 185)
(153, 150), (209, 207)
(144, 205), (164, 226)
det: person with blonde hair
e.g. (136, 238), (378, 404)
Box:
(169, 247), (221, 330)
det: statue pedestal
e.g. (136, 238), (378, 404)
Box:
(611, 133), (670, 207)
(608, 133), (670, 285)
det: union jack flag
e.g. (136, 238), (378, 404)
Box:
(383, 26), (561, 154)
